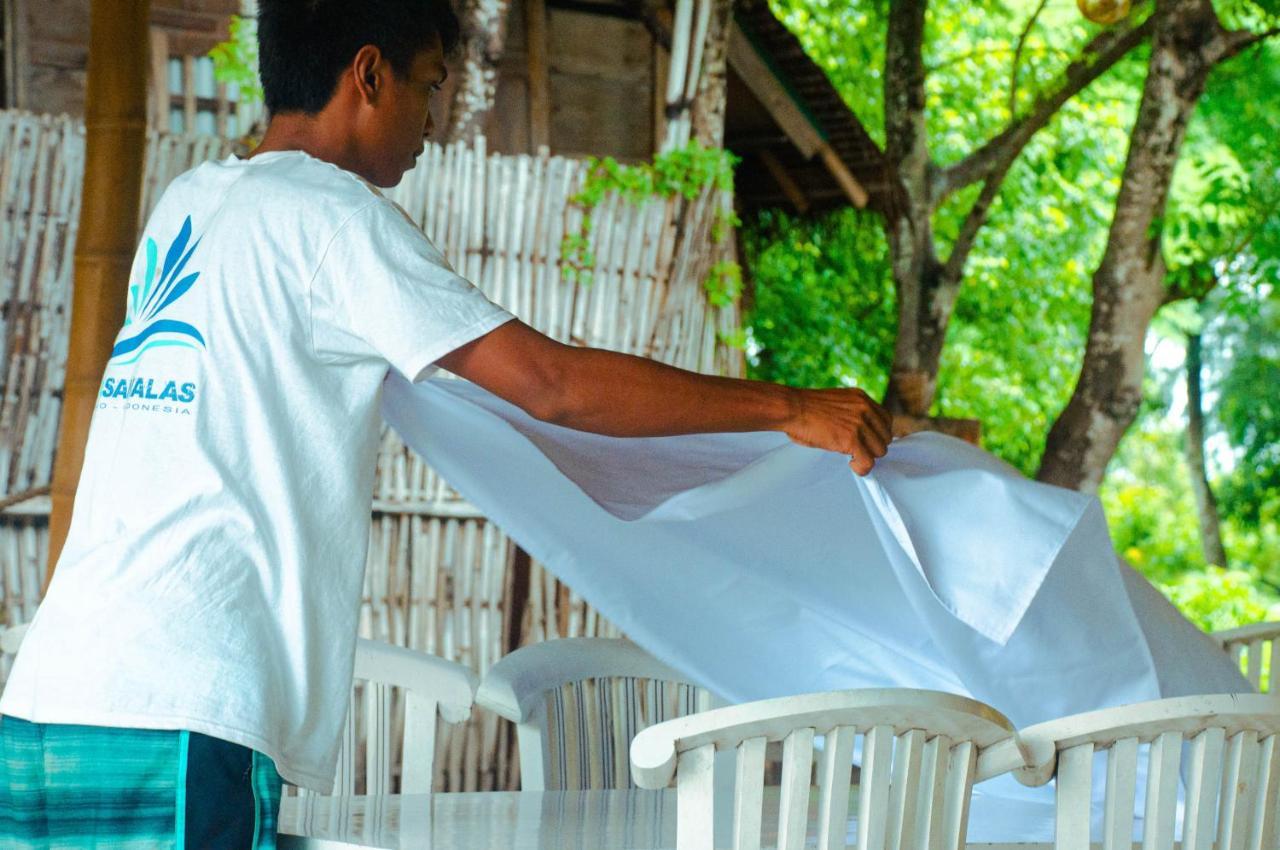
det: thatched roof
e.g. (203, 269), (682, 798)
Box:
(726, 0), (897, 215)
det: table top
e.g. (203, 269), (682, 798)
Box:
(277, 789), (680, 850)
(276, 787), (1057, 850)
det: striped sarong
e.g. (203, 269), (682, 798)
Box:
(0, 715), (282, 849)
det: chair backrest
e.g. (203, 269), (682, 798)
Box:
(631, 688), (1015, 850)
(981, 693), (1280, 850)
(297, 638), (477, 800)
(477, 637), (714, 790)
(1214, 622), (1280, 693)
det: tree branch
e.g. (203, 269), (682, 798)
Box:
(1009, 0), (1051, 118)
(1218, 25), (1280, 62)
(936, 14), (1155, 201)
(941, 161), (1012, 284)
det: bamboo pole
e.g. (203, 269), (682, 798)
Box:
(47, 0), (152, 576)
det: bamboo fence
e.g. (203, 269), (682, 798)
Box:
(0, 108), (741, 790)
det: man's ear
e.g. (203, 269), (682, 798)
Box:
(351, 44), (385, 103)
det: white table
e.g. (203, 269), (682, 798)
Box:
(277, 788), (1057, 849)
(277, 790), (678, 850)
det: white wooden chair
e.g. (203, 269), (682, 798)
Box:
(630, 687), (1015, 850)
(294, 638), (477, 802)
(1214, 622), (1280, 693)
(476, 637), (715, 790)
(975, 693), (1280, 850)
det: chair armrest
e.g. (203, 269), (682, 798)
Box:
(354, 638), (478, 723)
(1213, 621), (1280, 647)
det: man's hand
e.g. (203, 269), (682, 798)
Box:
(783, 387), (893, 475)
(437, 320), (895, 474)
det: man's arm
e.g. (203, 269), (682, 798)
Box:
(435, 320), (893, 474)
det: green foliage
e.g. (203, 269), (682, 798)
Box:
(742, 208), (896, 396)
(1158, 568), (1280, 634)
(704, 261), (743, 308)
(561, 143), (741, 288)
(1101, 424), (1209, 581)
(1216, 299), (1280, 529)
(208, 15), (263, 105)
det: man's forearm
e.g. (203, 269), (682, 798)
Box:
(546, 345), (799, 437)
(436, 319), (891, 473)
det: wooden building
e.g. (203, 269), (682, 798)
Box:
(1, 0), (259, 134)
(0, 0), (900, 792)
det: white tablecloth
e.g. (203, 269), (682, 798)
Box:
(382, 375), (1250, 840)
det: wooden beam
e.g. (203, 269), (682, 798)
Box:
(653, 37), (669, 152)
(1, 0), (17, 107)
(182, 54), (197, 134)
(525, 0), (550, 150)
(48, 0), (152, 575)
(756, 149), (809, 214)
(726, 21), (871, 209)
(726, 22), (823, 158)
(149, 27), (170, 129)
(817, 141), (868, 208)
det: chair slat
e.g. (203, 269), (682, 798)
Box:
(1183, 726), (1227, 850)
(816, 725), (857, 850)
(1140, 731), (1182, 850)
(365, 681), (392, 795)
(583, 679), (604, 790)
(733, 736), (767, 850)
(400, 692), (437, 793)
(918, 733), (951, 850)
(1218, 729), (1262, 850)
(1248, 640), (1266, 690)
(940, 739), (976, 850)
(1055, 742), (1094, 850)
(677, 743), (716, 850)
(1103, 736), (1139, 850)
(1246, 732), (1279, 850)
(859, 724), (895, 850)
(1268, 641), (1279, 694)
(779, 726), (816, 850)
(886, 728), (926, 850)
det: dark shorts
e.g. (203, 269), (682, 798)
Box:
(0, 715), (283, 849)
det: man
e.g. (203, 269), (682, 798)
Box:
(0, 0), (890, 845)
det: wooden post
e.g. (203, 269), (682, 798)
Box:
(47, 0), (152, 576)
(690, 0), (733, 148)
(524, 0), (550, 150)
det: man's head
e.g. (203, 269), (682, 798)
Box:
(257, 0), (460, 186)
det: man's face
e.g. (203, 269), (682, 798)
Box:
(361, 40), (448, 187)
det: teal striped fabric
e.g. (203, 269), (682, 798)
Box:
(0, 716), (282, 849)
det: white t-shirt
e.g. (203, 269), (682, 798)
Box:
(0, 150), (513, 791)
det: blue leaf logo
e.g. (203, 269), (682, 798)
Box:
(112, 215), (207, 363)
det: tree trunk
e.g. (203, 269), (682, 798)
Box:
(445, 0), (512, 143)
(48, 0), (151, 575)
(881, 0), (945, 417)
(1184, 332), (1228, 567)
(1037, 0), (1231, 491)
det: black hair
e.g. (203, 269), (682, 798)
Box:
(257, 0), (461, 115)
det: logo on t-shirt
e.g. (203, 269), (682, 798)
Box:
(110, 214), (207, 365)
